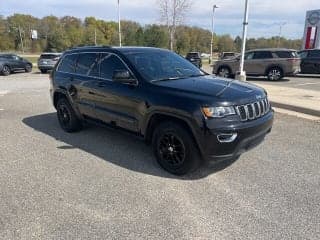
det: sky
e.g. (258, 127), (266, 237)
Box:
(1, 0), (320, 39)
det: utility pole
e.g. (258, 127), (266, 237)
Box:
(210, 5), (218, 64)
(118, 0), (122, 47)
(277, 22), (286, 47)
(94, 28), (97, 46)
(237, 0), (249, 81)
(18, 25), (24, 53)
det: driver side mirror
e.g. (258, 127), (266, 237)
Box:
(112, 70), (137, 85)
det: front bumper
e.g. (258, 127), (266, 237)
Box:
(199, 110), (274, 162)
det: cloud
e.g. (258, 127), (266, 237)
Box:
(2, 0), (319, 39)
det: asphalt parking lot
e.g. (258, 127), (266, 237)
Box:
(0, 73), (319, 239)
(247, 75), (320, 91)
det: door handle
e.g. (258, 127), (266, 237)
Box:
(88, 91), (95, 95)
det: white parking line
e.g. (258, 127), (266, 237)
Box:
(295, 82), (320, 86)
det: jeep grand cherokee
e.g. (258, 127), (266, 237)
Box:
(50, 46), (274, 175)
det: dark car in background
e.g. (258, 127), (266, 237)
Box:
(186, 52), (202, 68)
(38, 53), (62, 73)
(50, 46), (273, 175)
(0, 54), (32, 76)
(298, 49), (320, 74)
(213, 48), (300, 80)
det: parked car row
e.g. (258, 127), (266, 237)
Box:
(1, 49), (319, 78)
(0, 52), (61, 76)
(212, 48), (320, 80)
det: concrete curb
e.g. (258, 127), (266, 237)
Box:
(271, 101), (320, 117)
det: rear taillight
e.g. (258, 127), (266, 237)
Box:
(287, 58), (299, 62)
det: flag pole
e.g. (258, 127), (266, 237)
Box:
(118, 0), (122, 47)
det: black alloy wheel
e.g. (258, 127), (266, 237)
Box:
(152, 122), (200, 175)
(158, 133), (186, 167)
(56, 98), (82, 132)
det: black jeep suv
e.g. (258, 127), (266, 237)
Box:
(50, 46), (274, 175)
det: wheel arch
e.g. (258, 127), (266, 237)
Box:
(143, 112), (203, 155)
(53, 90), (68, 109)
(265, 64), (284, 76)
(217, 65), (234, 75)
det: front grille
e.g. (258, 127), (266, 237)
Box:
(236, 98), (271, 121)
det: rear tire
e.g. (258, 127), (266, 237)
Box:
(25, 64), (32, 73)
(217, 66), (231, 78)
(267, 67), (283, 81)
(1, 65), (10, 76)
(152, 121), (201, 175)
(56, 97), (82, 133)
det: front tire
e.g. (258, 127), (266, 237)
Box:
(267, 67), (283, 81)
(40, 69), (47, 74)
(25, 64), (32, 73)
(152, 122), (201, 175)
(56, 98), (82, 133)
(1, 65), (10, 76)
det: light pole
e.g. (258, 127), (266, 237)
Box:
(118, 0), (122, 47)
(277, 22), (286, 47)
(210, 5), (218, 64)
(237, 0), (249, 81)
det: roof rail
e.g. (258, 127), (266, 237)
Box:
(70, 45), (111, 50)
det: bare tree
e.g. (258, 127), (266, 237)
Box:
(158, 0), (192, 50)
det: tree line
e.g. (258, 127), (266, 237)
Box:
(0, 14), (302, 54)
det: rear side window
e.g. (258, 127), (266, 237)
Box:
(253, 51), (273, 59)
(100, 54), (128, 80)
(309, 50), (320, 58)
(186, 53), (200, 58)
(58, 54), (78, 73)
(275, 51), (297, 58)
(75, 53), (100, 76)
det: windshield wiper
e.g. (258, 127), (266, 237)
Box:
(151, 74), (206, 82)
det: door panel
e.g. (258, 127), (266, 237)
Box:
(91, 53), (144, 133)
(91, 80), (142, 132)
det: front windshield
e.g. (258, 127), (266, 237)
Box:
(125, 50), (205, 82)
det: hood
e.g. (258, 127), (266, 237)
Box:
(152, 75), (266, 103)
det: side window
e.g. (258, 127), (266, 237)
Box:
(253, 51), (273, 59)
(58, 54), (78, 73)
(298, 51), (308, 59)
(245, 52), (254, 60)
(100, 54), (128, 80)
(309, 50), (320, 58)
(275, 51), (295, 58)
(75, 53), (100, 77)
(11, 55), (19, 60)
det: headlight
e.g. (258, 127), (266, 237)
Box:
(202, 106), (236, 118)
